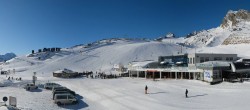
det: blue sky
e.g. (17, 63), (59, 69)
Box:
(0, 0), (250, 55)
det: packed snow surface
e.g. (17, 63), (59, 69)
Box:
(1, 76), (250, 110)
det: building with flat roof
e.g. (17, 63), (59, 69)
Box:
(127, 53), (250, 84)
(188, 53), (237, 69)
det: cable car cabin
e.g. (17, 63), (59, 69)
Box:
(223, 62), (250, 82)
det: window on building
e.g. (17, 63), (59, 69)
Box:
(219, 72), (222, 78)
(230, 57), (233, 61)
(189, 58), (192, 64)
(193, 57), (195, 64)
(214, 57), (222, 61)
(213, 73), (217, 79)
(213, 72), (218, 79)
(205, 57), (209, 62)
(200, 57), (204, 63)
(226, 57), (229, 61)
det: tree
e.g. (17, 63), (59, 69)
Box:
(38, 49), (42, 53)
(51, 48), (55, 52)
(43, 48), (47, 52)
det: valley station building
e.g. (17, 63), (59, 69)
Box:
(128, 53), (250, 84)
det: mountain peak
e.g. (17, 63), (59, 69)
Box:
(165, 32), (176, 38)
(221, 9), (250, 28)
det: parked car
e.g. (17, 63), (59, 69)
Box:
(24, 83), (38, 90)
(52, 86), (68, 93)
(53, 88), (76, 96)
(44, 82), (61, 89)
(54, 93), (78, 105)
(53, 91), (72, 100)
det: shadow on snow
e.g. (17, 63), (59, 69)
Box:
(148, 92), (167, 94)
(58, 94), (89, 110)
(188, 94), (208, 98)
(28, 88), (43, 92)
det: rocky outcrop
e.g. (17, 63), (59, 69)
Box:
(222, 33), (250, 45)
(221, 9), (250, 28)
(165, 32), (176, 38)
(0, 53), (16, 62)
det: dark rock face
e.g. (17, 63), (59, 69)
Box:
(221, 9), (250, 28)
(0, 53), (16, 62)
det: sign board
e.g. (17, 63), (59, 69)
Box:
(204, 70), (212, 82)
(3, 97), (7, 102)
(9, 96), (17, 107)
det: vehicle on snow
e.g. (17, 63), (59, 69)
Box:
(54, 93), (78, 105)
(24, 83), (38, 90)
(53, 88), (76, 96)
(52, 86), (68, 93)
(44, 82), (61, 89)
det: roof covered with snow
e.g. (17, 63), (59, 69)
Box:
(197, 61), (231, 68)
(53, 68), (76, 73)
(128, 60), (155, 69)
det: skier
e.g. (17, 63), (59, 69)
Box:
(145, 85), (148, 94)
(185, 89), (188, 98)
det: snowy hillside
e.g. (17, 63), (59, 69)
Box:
(1, 39), (188, 77)
(1, 10), (250, 77)
(184, 9), (250, 47)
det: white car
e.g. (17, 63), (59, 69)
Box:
(52, 86), (67, 93)
(24, 83), (38, 90)
(54, 93), (78, 105)
(44, 82), (61, 89)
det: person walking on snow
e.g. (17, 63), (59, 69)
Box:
(145, 85), (148, 94)
(185, 89), (188, 98)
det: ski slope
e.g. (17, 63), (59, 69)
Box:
(1, 40), (188, 77)
(1, 9), (250, 110)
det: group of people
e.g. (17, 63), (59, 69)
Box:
(7, 76), (22, 81)
(144, 85), (189, 98)
(84, 71), (119, 79)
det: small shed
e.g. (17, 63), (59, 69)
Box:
(53, 68), (79, 78)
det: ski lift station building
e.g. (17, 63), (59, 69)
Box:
(127, 53), (250, 84)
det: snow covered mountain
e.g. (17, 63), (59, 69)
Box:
(184, 9), (250, 47)
(2, 9), (250, 76)
(2, 9), (250, 110)
(1, 39), (188, 76)
(0, 53), (16, 62)
(155, 32), (177, 41)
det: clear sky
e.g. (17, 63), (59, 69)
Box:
(0, 0), (250, 55)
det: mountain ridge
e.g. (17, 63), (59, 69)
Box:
(0, 53), (16, 62)
(2, 9), (250, 75)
